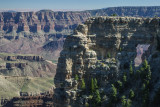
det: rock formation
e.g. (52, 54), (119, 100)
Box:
(54, 16), (160, 106)
(2, 6), (160, 106)
(0, 53), (56, 77)
(1, 6), (160, 60)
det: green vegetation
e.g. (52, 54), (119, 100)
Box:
(105, 59), (152, 107)
(121, 96), (132, 107)
(77, 59), (153, 107)
(75, 74), (79, 81)
(129, 61), (133, 76)
(107, 52), (111, 58)
(94, 78), (98, 89)
(93, 90), (101, 105)
(91, 78), (95, 93)
(120, 47), (122, 51)
(110, 84), (117, 102)
(51, 60), (58, 64)
(81, 78), (86, 90)
(111, 13), (118, 16)
(129, 89), (135, 99)
(0, 76), (54, 98)
(122, 73), (127, 83)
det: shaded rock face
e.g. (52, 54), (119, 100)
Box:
(54, 17), (160, 106)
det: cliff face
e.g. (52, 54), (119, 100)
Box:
(0, 53), (56, 77)
(1, 6), (160, 34)
(54, 17), (160, 106)
(0, 11), (92, 34)
(0, 11), (92, 60)
(1, 6), (160, 61)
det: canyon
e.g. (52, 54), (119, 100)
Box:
(1, 6), (160, 106)
(1, 6), (160, 61)
(53, 17), (160, 106)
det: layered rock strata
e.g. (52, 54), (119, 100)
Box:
(1, 6), (160, 60)
(0, 54), (56, 77)
(54, 16), (160, 106)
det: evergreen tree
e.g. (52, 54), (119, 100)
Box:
(129, 89), (135, 99)
(121, 96), (132, 107)
(94, 90), (101, 105)
(111, 84), (117, 102)
(129, 61), (133, 76)
(107, 52), (111, 58)
(121, 95), (126, 107)
(146, 65), (151, 81)
(75, 74), (79, 81)
(143, 59), (148, 70)
(123, 74), (127, 83)
(91, 78), (95, 93)
(81, 78), (86, 90)
(126, 99), (132, 107)
(94, 78), (98, 89)
(111, 13), (118, 16)
(116, 80), (123, 92)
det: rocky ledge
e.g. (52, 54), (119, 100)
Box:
(0, 53), (56, 77)
(53, 17), (160, 106)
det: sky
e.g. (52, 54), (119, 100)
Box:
(0, 0), (160, 11)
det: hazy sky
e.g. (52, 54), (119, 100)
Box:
(0, 0), (160, 11)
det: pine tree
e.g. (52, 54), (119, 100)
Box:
(111, 13), (118, 16)
(129, 89), (135, 99)
(146, 65), (151, 81)
(81, 78), (86, 90)
(129, 61), (133, 76)
(91, 78), (95, 93)
(123, 74), (127, 83)
(121, 95), (126, 107)
(126, 99), (132, 107)
(107, 52), (111, 58)
(116, 80), (123, 92)
(94, 90), (101, 105)
(94, 78), (98, 89)
(75, 74), (79, 81)
(143, 59), (148, 70)
(111, 84), (117, 102)
(121, 96), (132, 107)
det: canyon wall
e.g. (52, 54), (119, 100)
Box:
(53, 16), (160, 106)
(0, 53), (56, 77)
(0, 6), (160, 60)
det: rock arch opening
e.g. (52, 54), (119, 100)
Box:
(134, 44), (150, 66)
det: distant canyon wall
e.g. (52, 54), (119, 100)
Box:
(0, 6), (160, 60)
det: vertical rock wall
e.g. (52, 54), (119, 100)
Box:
(54, 17), (160, 106)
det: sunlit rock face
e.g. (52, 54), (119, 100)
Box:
(53, 16), (160, 106)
